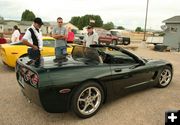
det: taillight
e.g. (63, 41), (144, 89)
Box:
(20, 67), (26, 75)
(24, 70), (31, 82)
(30, 74), (39, 85)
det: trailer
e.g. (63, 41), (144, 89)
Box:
(146, 36), (163, 45)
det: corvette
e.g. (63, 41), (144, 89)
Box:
(0, 37), (73, 67)
(15, 45), (173, 118)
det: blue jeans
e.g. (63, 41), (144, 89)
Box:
(55, 46), (66, 59)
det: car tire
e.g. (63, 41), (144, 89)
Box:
(106, 43), (110, 46)
(71, 81), (104, 118)
(123, 38), (130, 45)
(2, 61), (7, 66)
(156, 66), (173, 88)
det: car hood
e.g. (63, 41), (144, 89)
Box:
(142, 57), (171, 65)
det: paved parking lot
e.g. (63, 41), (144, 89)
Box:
(0, 46), (180, 125)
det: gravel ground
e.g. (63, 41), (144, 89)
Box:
(0, 45), (180, 125)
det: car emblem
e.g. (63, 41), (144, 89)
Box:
(59, 89), (71, 94)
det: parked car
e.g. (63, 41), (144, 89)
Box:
(74, 33), (84, 45)
(109, 30), (131, 45)
(98, 31), (119, 45)
(72, 29), (84, 45)
(15, 44), (173, 118)
(0, 37), (73, 67)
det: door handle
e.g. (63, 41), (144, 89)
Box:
(114, 68), (122, 72)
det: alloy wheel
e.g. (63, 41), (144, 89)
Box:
(159, 69), (172, 87)
(77, 87), (101, 115)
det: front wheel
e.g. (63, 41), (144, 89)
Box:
(71, 81), (104, 118)
(156, 66), (173, 88)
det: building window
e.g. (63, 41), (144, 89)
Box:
(8, 28), (13, 32)
(170, 27), (177, 32)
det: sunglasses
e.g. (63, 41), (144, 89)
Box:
(58, 21), (63, 23)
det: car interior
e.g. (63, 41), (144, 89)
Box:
(72, 46), (138, 65)
(72, 46), (102, 64)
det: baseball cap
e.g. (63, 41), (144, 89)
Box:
(87, 25), (93, 29)
(34, 17), (44, 25)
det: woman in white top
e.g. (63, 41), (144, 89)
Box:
(11, 25), (20, 42)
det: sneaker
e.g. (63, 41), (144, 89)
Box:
(62, 58), (68, 62)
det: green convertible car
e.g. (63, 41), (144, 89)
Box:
(15, 45), (173, 118)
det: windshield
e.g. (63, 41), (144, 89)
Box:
(110, 31), (121, 36)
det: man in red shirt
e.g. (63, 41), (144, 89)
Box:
(0, 33), (7, 44)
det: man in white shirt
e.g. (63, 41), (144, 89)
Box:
(11, 25), (20, 42)
(22, 17), (43, 66)
(83, 25), (99, 47)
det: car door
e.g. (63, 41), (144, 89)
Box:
(106, 32), (112, 43)
(106, 48), (154, 95)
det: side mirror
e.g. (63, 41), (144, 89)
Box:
(139, 59), (145, 66)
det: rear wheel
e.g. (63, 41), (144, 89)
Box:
(71, 81), (104, 118)
(123, 38), (130, 45)
(123, 41), (130, 45)
(2, 61), (7, 66)
(106, 42), (110, 45)
(156, 66), (172, 88)
(112, 40), (117, 45)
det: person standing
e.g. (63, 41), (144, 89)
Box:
(0, 33), (7, 44)
(21, 17), (44, 66)
(67, 27), (74, 43)
(11, 25), (21, 42)
(83, 25), (99, 47)
(52, 17), (67, 63)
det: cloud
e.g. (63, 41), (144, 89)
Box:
(1, 0), (180, 30)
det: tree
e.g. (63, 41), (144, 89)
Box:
(69, 16), (81, 28)
(0, 16), (4, 20)
(21, 10), (35, 21)
(103, 22), (114, 30)
(93, 15), (103, 27)
(117, 26), (125, 30)
(135, 27), (143, 32)
(69, 14), (103, 30)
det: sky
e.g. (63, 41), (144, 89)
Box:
(0, 0), (180, 30)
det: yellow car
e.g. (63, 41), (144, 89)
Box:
(0, 37), (73, 67)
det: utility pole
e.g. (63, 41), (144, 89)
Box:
(143, 0), (149, 41)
